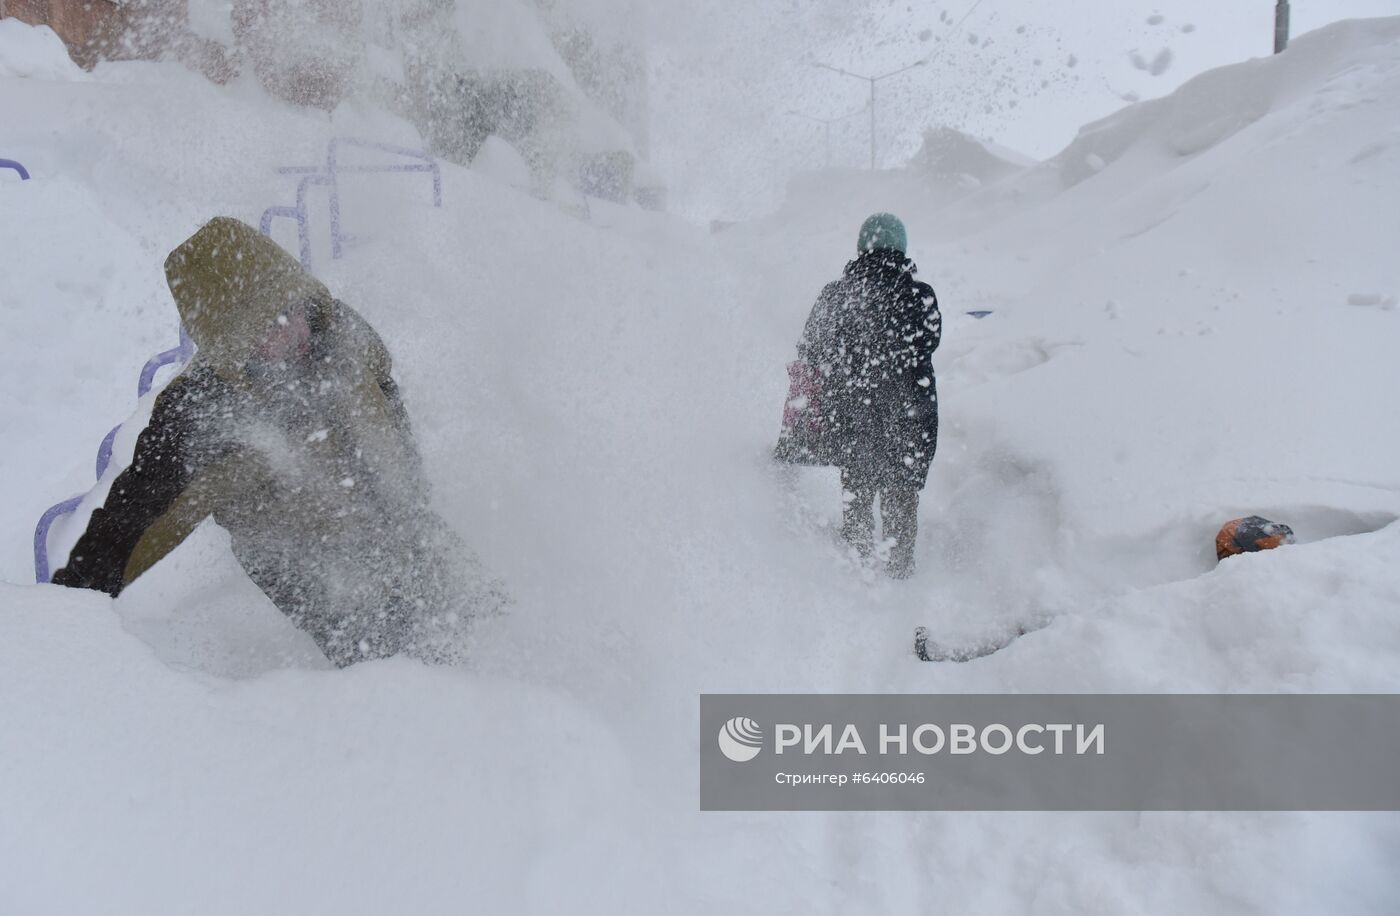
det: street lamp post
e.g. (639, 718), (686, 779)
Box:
(785, 106), (867, 168)
(1274, 0), (1291, 54)
(813, 59), (925, 170)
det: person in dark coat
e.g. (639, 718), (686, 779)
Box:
(790, 213), (941, 578)
(51, 217), (498, 666)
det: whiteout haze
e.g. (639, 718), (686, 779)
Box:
(2, 5), (1399, 915)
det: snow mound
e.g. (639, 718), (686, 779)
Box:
(471, 134), (535, 189)
(908, 126), (1033, 188)
(0, 18), (86, 81)
(0, 583), (662, 915)
(1054, 16), (1400, 187)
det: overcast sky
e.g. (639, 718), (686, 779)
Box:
(642, 0), (1400, 219)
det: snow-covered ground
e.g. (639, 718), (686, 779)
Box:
(2, 14), (1399, 915)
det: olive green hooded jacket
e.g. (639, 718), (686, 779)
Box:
(52, 217), (440, 665)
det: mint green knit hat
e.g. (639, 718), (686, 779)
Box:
(857, 212), (907, 254)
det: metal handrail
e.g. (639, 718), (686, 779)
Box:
(262, 137), (442, 268)
(260, 173), (334, 269)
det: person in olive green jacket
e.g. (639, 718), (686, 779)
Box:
(52, 217), (495, 666)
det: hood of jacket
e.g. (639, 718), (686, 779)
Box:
(164, 217), (330, 379)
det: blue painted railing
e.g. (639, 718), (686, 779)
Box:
(0, 158), (30, 180)
(261, 137), (442, 269)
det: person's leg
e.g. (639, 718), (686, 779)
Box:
(840, 467), (876, 558)
(882, 484), (920, 578)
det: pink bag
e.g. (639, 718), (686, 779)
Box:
(773, 360), (828, 465)
(782, 360), (823, 436)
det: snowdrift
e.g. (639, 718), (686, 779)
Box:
(2, 14), (1399, 915)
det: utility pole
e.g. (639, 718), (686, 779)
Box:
(1274, 0), (1291, 54)
(868, 80), (876, 171)
(786, 106), (867, 168)
(813, 58), (925, 170)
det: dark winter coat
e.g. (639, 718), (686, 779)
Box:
(795, 249), (941, 487)
(51, 217), (472, 666)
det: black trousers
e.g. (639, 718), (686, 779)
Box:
(840, 467), (919, 577)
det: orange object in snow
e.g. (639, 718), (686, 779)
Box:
(1216, 516), (1296, 562)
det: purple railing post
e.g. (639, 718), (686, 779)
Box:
(270, 165), (321, 266)
(259, 205), (304, 264)
(294, 175), (332, 268)
(0, 158), (30, 180)
(273, 137), (442, 266)
(33, 496), (84, 584)
(137, 326), (195, 397)
(266, 138), (442, 267)
(95, 426), (120, 480)
(259, 173), (330, 270)
(324, 139), (443, 259)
